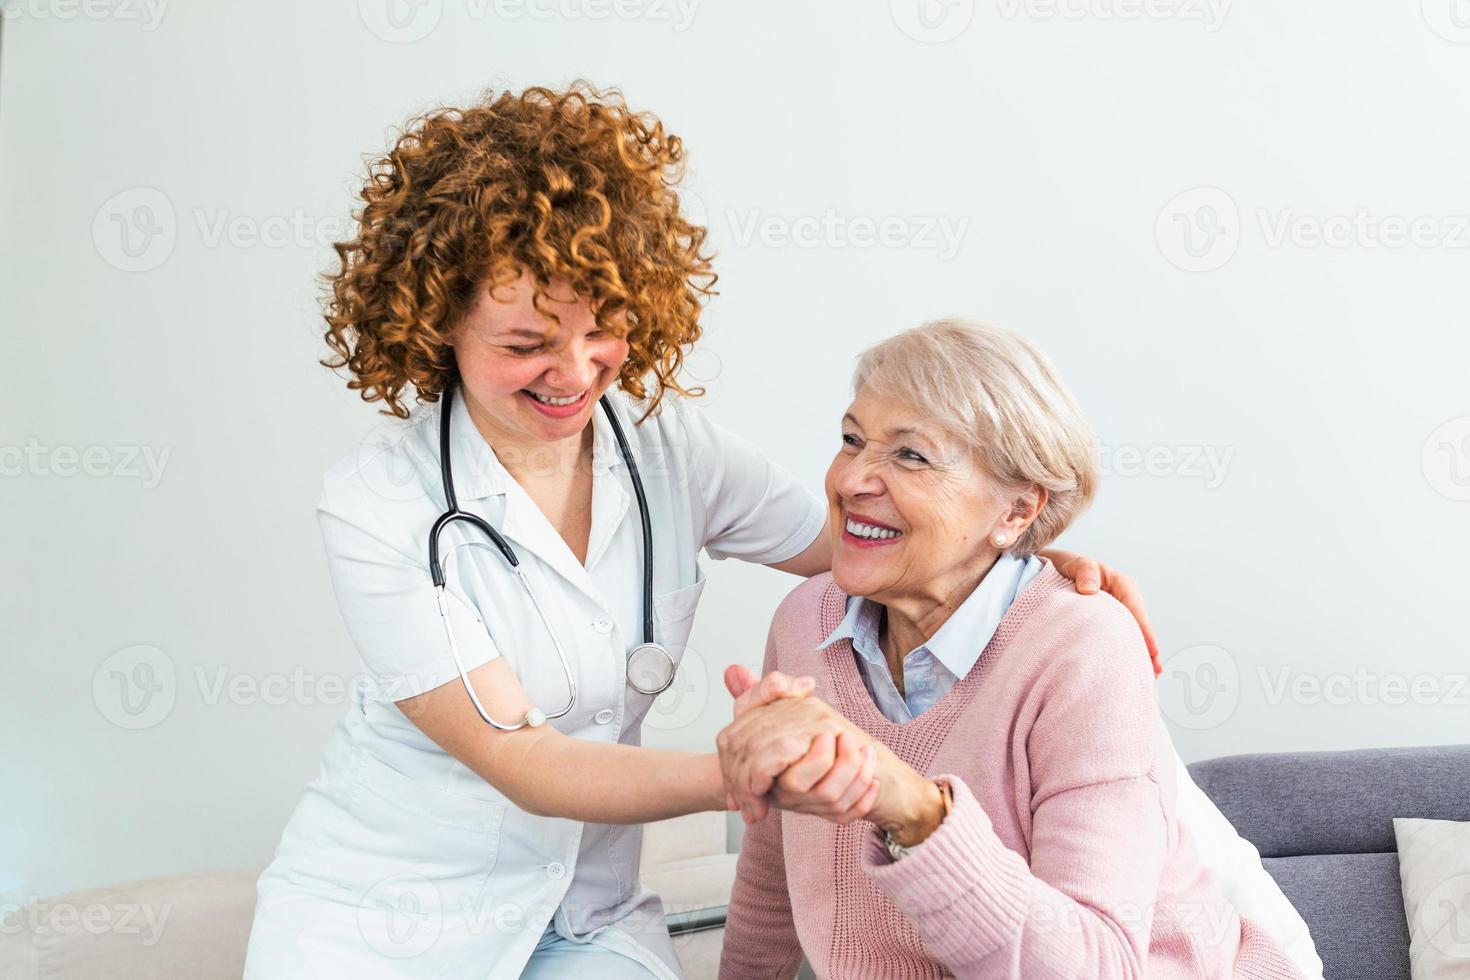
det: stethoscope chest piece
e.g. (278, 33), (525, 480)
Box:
(626, 642), (677, 696)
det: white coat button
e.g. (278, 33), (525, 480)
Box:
(546, 862), (567, 880)
(594, 708), (615, 725)
(592, 616), (614, 634)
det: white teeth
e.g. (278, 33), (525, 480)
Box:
(845, 518), (902, 540)
(528, 390), (585, 407)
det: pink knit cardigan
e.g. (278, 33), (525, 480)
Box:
(718, 565), (1302, 979)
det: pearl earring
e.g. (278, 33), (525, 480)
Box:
(992, 533), (1009, 547)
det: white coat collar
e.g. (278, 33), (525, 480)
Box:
(446, 387), (627, 502)
(445, 388), (636, 603)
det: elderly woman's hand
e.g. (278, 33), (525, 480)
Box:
(716, 693), (877, 824)
(717, 692), (949, 845)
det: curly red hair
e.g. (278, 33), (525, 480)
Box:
(321, 81), (716, 418)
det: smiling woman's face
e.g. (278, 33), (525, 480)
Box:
(826, 385), (1023, 605)
(451, 271), (631, 448)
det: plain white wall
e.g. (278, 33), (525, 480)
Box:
(3, 0), (1468, 901)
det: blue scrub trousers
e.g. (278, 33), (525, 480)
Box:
(518, 924), (663, 978)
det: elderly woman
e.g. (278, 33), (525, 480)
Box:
(716, 321), (1310, 979)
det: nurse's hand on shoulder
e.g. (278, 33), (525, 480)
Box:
(1040, 548), (1161, 675)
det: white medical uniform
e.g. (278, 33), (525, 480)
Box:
(243, 389), (825, 979)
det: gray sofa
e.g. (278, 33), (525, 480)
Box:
(1189, 743), (1470, 980)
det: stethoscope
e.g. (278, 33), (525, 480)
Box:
(429, 383), (676, 731)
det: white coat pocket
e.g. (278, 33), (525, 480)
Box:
(630, 574), (710, 731)
(309, 750), (509, 899)
(651, 574), (707, 663)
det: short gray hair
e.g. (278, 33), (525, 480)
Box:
(852, 320), (1099, 557)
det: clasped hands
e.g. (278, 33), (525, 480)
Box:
(715, 666), (946, 847)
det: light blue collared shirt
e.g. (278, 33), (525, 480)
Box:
(818, 553), (1044, 722)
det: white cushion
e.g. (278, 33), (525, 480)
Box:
(1394, 817), (1470, 980)
(1172, 748), (1326, 980)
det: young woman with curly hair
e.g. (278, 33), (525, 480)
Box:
(242, 81), (1149, 979)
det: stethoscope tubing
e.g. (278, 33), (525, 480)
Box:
(429, 383), (673, 730)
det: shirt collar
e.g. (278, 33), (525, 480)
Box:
(816, 552), (1034, 679)
(446, 388), (626, 501)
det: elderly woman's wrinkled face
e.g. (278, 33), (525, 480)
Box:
(826, 385), (1019, 603)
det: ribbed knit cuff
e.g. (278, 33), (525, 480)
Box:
(862, 775), (1033, 961)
